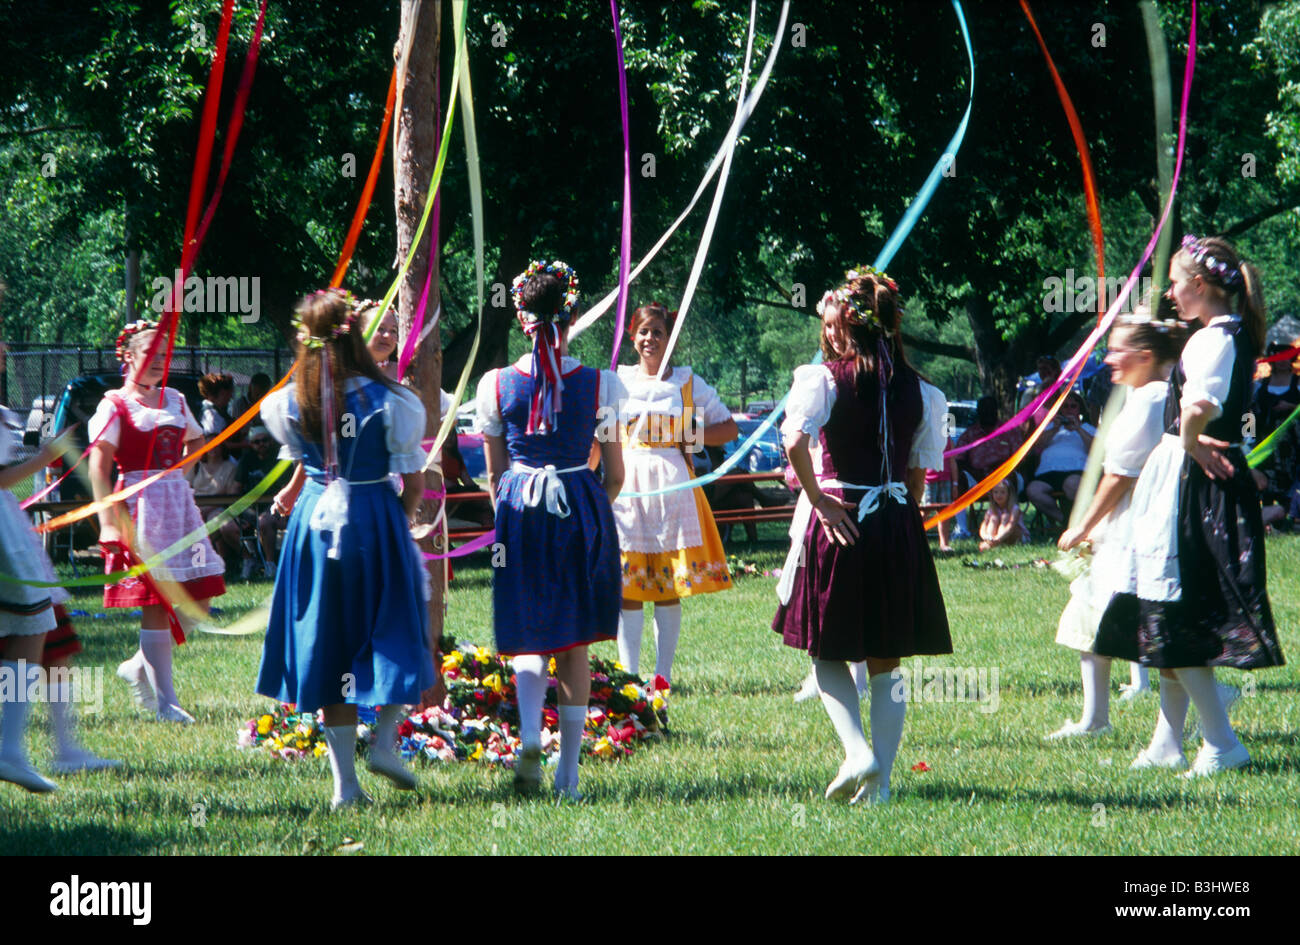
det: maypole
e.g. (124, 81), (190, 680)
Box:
(394, 0), (445, 698)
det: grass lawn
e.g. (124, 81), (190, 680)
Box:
(3, 526), (1297, 856)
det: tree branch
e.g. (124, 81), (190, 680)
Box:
(1222, 194), (1300, 238)
(1044, 310), (1095, 356)
(0, 124), (89, 138)
(901, 333), (975, 361)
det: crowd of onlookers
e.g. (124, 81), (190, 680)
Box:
(939, 344), (1300, 552)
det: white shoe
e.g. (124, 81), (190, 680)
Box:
(0, 757), (59, 793)
(793, 674), (820, 704)
(850, 776), (891, 806)
(367, 748), (417, 790)
(1117, 682), (1151, 702)
(155, 703), (195, 724)
(1182, 742), (1250, 779)
(513, 746), (543, 796)
(1129, 748), (1188, 770)
(49, 748), (123, 775)
(330, 790), (373, 812)
(825, 754), (878, 801)
(117, 654), (157, 712)
(1044, 719), (1112, 740)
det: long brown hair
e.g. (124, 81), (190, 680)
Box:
(1173, 235), (1267, 355)
(819, 273), (917, 381)
(293, 291), (403, 444)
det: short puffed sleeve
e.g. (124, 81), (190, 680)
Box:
(684, 371), (732, 425)
(1103, 382), (1165, 477)
(384, 386), (429, 473)
(260, 386), (304, 461)
(87, 396), (123, 447)
(779, 364), (836, 446)
(908, 379), (949, 472)
(599, 368), (628, 411)
(475, 369), (504, 437)
(1180, 323), (1237, 418)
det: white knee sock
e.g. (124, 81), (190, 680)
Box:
(1174, 667), (1241, 753)
(512, 655), (546, 752)
(617, 609), (644, 676)
(324, 724), (362, 802)
(374, 704), (404, 755)
(1079, 653), (1111, 729)
(1145, 674), (1190, 762)
(812, 660), (871, 764)
(0, 660), (37, 763)
(868, 672), (907, 795)
(556, 704), (586, 792)
(850, 661), (868, 695)
(652, 604), (681, 684)
(1130, 663), (1149, 689)
(139, 627), (179, 709)
(47, 678), (82, 757)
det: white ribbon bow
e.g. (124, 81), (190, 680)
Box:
(514, 462), (588, 518)
(776, 479), (910, 605)
(309, 478), (352, 560)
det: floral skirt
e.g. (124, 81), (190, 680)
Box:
(620, 488), (732, 602)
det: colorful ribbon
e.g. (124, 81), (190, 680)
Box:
(623, 0), (973, 499)
(926, 0), (1198, 529)
(331, 64), (398, 288)
(1247, 401), (1300, 468)
(608, 0), (634, 368)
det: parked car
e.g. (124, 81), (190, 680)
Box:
(744, 400), (777, 418)
(724, 415), (785, 473)
(945, 399), (978, 442)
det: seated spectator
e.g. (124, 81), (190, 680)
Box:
(952, 395), (1025, 539)
(1025, 390), (1095, 527)
(442, 435), (493, 529)
(1250, 343), (1300, 530)
(923, 436), (958, 552)
(186, 445), (241, 572)
(978, 477), (1027, 551)
(1028, 355), (1063, 430)
(234, 426), (292, 577)
(232, 372), (272, 420)
(198, 372), (235, 437)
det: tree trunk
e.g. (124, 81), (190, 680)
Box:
(394, 0), (444, 687)
(965, 294), (1020, 419)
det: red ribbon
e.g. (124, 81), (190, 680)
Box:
(100, 540), (187, 645)
(331, 64), (398, 287)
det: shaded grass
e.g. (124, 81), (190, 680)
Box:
(3, 527), (1297, 855)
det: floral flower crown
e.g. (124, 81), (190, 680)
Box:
(1180, 234), (1243, 288)
(115, 319), (161, 362)
(511, 260), (580, 324)
(293, 288), (358, 350)
(1117, 312), (1183, 334)
(814, 265), (901, 331)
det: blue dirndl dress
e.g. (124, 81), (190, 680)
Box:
(256, 380), (435, 712)
(490, 365), (621, 656)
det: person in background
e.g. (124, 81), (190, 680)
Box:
(234, 426), (291, 577)
(1025, 390), (1095, 528)
(977, 477), (1027, 551)
(1249, 339), (1300, 530)
(951, 395), (1025, 539)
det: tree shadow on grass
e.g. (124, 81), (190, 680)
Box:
(0, 817), (162, 856)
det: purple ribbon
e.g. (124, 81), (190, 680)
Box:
(422, 529), (497, 560)
(608, 0), (633, 369)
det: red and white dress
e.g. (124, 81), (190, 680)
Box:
(88, 388), (227, 608)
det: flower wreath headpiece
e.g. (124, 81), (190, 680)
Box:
(815, 265), (901, 332)
(115, 319), (161, 362)
(511, 259), (580, 324)
(293, 288), (359, 350)
(1117, 312), (1183, 333)
(1180, 234), (1243, 288)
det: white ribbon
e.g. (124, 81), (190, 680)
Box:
(307, 473), (392, 561)
(776, 479), (910, 605)
(512, 461), (588, 518)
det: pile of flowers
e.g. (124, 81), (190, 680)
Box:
(238, 636), (667, 768)
(960, 557), (1052, 571)
(726, 554), (780, 580)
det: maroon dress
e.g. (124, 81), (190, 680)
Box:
(773, 359), (952, 661)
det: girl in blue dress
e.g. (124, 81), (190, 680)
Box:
(474, 260), (626, 800)
(257, 289), (436, 810)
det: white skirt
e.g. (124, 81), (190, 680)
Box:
(0, 490), (63, 636)
(1055, 492), (1133, 652)
(612, 446), (703, 553)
